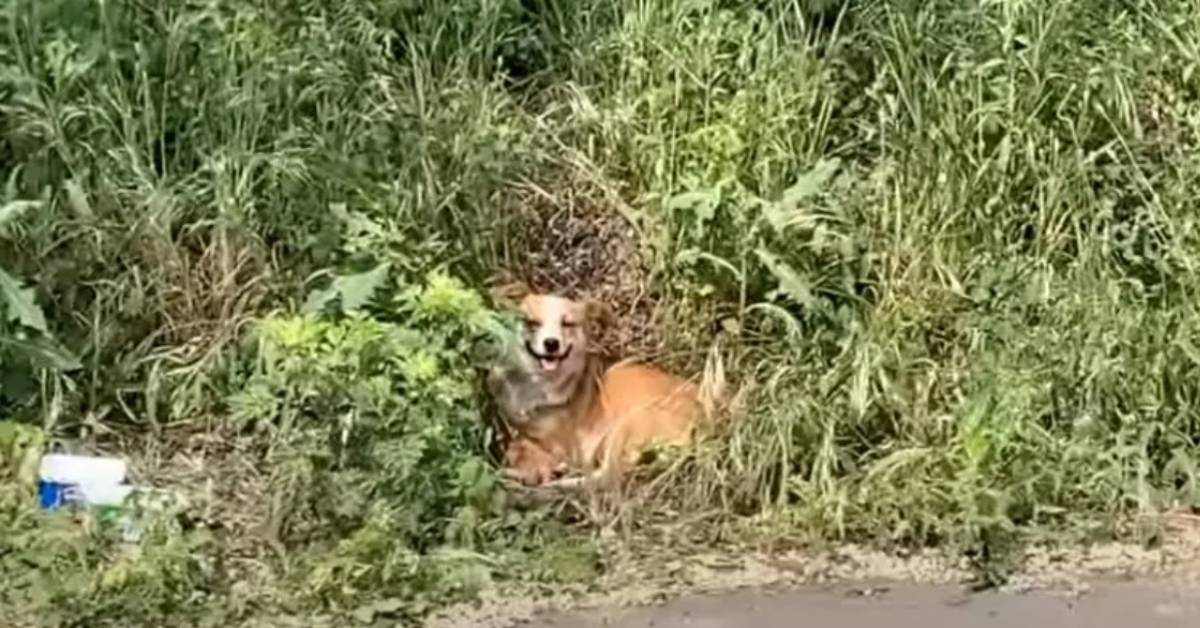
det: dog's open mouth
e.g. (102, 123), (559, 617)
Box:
(526, 343), (572, 373)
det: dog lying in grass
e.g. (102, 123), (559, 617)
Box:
(485, 286), (699, 488)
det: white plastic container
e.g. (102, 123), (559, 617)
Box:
(39, 454), (127, 485)
(38, 454), (129, 510)
(78, 483), (136, 507)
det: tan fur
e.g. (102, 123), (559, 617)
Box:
(502, 437), (566, 485)
(579, 361), (699, 486)
(489, 288), (699, 488)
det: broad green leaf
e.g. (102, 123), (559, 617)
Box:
(0, 335), (82, 371)
(763, 158), (840, 233)
(0, 267), (47, 332)
(334, 262), (391, 312)
(665, 188), (721, 238)
(301, 263), (391, 314)
(301, 285), (338, 314)
(755, 248), (814, 308)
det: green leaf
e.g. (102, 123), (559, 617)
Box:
(0, 267), (47, 333)
(756, 248), (814, 308)
(301, 263), (391, 314)
(0, 335), (82, 371)
(763, 158), (840, 233)
(301, 285), (338, 314)
(665, 187), (721, 238)
(334, 262), (391, 312)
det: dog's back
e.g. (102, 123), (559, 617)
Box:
(583, 362), (699, 482)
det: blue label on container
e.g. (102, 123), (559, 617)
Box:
(38, 481), (83, 510)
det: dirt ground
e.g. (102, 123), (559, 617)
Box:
(428, 514), (1200, 628)
(527, 578), (1199, 628)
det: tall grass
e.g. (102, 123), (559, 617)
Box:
(3, 0), (1200, 622)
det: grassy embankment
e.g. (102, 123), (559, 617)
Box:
(2, 0), (1200, 624)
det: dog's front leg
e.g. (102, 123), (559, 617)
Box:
(503, 438), (568, 486)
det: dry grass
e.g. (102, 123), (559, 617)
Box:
(499, 172), (666, 363)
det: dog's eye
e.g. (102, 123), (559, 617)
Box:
(561, 320), (578, 329)
(524, 319), (539, 329)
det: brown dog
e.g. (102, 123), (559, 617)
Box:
(486, 289), (699, 488)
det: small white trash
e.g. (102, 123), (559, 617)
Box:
(38, 454), (129, 510)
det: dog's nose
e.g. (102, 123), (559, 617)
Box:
(542, 337), (560, 354)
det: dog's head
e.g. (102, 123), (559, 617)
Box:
(491, 282), (611, 381)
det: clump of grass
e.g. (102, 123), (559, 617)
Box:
(628, 0), (1200, 564)
(531, 0), (1200, 575)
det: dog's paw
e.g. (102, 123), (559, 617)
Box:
(502, 438), (567, 486)
(502, 466), (543, 486)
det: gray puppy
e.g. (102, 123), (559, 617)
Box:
(484, 325), (553, 430)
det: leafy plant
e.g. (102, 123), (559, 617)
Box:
(0, 190), (79, 410)
(668, 157), (865, 319)
(226, 272), (516, 615)
(0, 465), (216, 627)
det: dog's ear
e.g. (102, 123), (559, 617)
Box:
(489, 280), (531, 310)
(581, 299), (614, 334)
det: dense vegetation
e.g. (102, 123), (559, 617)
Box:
(3, 0), (1200, 624)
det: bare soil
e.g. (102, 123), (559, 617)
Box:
(428, 514), (1200, 628)
(526, 577), (1200, 628)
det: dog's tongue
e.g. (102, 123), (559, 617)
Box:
(540, 358), (559, 372)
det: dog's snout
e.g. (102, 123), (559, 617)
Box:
(542, 337), (561, 354)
